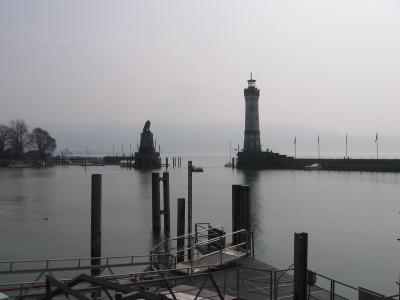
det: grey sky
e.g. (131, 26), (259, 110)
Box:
(1, 1), (399, 136)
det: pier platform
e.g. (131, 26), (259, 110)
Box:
(0, 251), (391, 299)
(162, 256), (348, 300)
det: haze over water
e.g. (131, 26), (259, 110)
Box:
(0, 154), (398, 296)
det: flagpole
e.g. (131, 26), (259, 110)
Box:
(346, 133), (347, 159)
(376, 132), (378, 159)
(318, 134), (320, 160)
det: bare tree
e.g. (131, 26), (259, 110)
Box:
(0, 124), (9, 153)
(30, 127), (57, 159)
(8, 119), (31, 159)
(60, 148), (73, 160)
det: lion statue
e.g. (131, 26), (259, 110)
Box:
(143, 120), (151, 132)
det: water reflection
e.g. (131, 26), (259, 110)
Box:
(236, 169), (267, 260)
(149, 229), (171, 250)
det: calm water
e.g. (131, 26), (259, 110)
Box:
(0, 154), (398, 295)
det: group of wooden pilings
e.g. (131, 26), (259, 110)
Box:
(164, 157), (181, 168)
(151, 166), (252, 242)
(90, 173), (310, 297)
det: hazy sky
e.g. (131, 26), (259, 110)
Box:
(1, 1), (400, 136)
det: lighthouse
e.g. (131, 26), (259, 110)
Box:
(243, 73), (262, 152)
(237, 74), (286, 169)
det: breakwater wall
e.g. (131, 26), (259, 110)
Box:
(284, 157), (400, 172)
(237, 151), (400, 172)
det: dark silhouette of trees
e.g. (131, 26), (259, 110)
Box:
(30, 127), (57, 159)
(8, 119), (31, 159)
(0, 124), (9, 153)
(60, 148), (73, 160)
(0, 119), (58, 161)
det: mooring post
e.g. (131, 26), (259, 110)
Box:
(293, 232), (308, 300)
(232, 157), (235, 169)
(166, 157), (168, 169)
(177, 198), (185, 263)
(188, 161), (193, 260)
(152, 173), (161, 230)
(91, 174), (102, 276)
(162, 172), (170, 229)
(232, 185), (251, 248)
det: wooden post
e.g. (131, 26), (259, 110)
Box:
(232, 185), (251, 248)
(232, 157), (235, 169)
(152, 173), (161, 230)
(166, 157), (168, 169)
(162, 172), (170, 229)
(177, 198), (185, 263)
(188, 161), (193, 260)
(294, 232), (308, 300)
(46, 277), (52, 300)
(91, 174), (102, 276)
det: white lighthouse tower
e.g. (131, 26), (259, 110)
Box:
(243, 73), (262, 152)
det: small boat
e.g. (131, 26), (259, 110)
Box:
(11, 163), (30, 168)
(224, 142), (233, 167)
(93, 161), (105, 166)
(304, 163), (322, 170)
(190, 166), (204, 172)
(120, 161), (134, 168)
(224, 162), (232, 168)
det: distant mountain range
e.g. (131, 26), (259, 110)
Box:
(35, 121), (400, 159)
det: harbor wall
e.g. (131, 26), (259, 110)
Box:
(237, 151), (400, 172)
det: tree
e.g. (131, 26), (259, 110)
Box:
(0, 124), (9, 153)
(8, 119), (31, 159)
(60, 148), (73, 160)
(30, 127), (57, 159)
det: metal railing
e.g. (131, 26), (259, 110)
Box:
(2, 260), (398, 300)
(150, 225), (253, 273)
(310, 272), (400, 300)
(0, 253), (175, 291)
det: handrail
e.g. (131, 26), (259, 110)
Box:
(0, 254), (172, 275)
(151, 224), (225, 251)
(314, 271), (399, 300)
